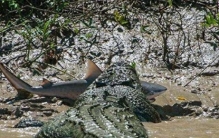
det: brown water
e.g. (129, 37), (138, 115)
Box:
(0, 120), (39, 138)
(144, 117), (219, 138)
(0, 69), (218, 138)
(1, 117), (218, 138)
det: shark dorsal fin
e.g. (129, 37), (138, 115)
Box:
(83, 59), (102, 82)
(41, 78), (53, 88)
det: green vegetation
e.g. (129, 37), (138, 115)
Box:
(0, 0), (71, 67)
(1, 0), (19, 10)
(114, 10), (130, 27)
(0, 0), (218, 70)
(130, 62), (136, 69)
(204, 13), (219, 27)
(203, 13), (219, 51)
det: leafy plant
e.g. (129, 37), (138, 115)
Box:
(114, 10), (129, 26)
(203, 13), (219, 51)
(81, 18), (96, 28)
(203, 13), (219, 27)
(167, 0), (173, 7)
(1, 0), (19, 10)
(16, 15), (70, 67)
(130, 62), (136, 69)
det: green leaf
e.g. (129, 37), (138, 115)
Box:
(167, 0), (173, 7)
(130, 62), (136, 69)
(85, 33), (93, 39)
(205, 14), (218, 27)
(114, 10), (129, 26)
(43, 20), (51, 34)
(74, 28), (80, 34)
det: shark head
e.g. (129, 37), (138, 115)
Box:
(141, 81), (167, 102)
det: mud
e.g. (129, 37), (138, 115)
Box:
(0, 120), (39, 138)
(144, 117), (219, 138)
(0, 67), (218, 138)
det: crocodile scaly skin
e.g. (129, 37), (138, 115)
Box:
(35, 61), (161, 138)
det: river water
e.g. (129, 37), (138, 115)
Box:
(0, 69), (218, 138)
(0, 120), (39, 138)
(1, 117), (219, 138)
(144, 117), (219, 138)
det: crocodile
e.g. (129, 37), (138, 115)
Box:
(35, 61), (161, 138)
(0, 60), (166, 101)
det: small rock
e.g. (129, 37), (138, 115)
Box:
(56, 100), (62, 106)
(14, 117), (44, 128)
(142, 73), (154, 78)
(23, 111), (34, 117)
(43, 111), (53, 116)
(165, 76), (171, 80)
(191, 89), (198, 94)
(201, 70), (219, 76)
(188, 101), (202, 106)
(20, 105), (30, 111)
(1, 115), (7, 120)
(7, 115), (16, 120)
(41, 102), (48, 105)
(51, 97), (58, 103)
(12, 107), (23, 118)
(36, 112), (44, 117)
(0, 108), (8, 115)
(195, 107), (203, 116)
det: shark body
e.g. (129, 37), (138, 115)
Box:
(0, 60), (166, 101)
(0, 60), (102, 100)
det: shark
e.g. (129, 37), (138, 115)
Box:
(0, 60), (166, 101)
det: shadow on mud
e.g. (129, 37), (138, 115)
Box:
(153, 101), (219, 121)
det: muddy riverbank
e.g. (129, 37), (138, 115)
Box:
(0, 66), (218, 138)
(0, 1), (219, 137)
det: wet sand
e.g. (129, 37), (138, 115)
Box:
(144, 117), (219, 138)
(0, 120), (39, 138)
(0, 72), (218, 138)
(1, 117), (219, 138)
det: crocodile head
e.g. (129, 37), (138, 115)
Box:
(82, 61), (161, 122)
(93, 61), (141, 89)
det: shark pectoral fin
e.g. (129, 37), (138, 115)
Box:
(41, 78), (53, 88)
(83, 59), (102, 82)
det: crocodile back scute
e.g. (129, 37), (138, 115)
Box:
(91, 61), (140, 89)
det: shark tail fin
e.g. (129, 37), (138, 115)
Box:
(0, 63), (33, 99)
(83, 59), (102, 82)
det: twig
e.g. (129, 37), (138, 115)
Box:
(184, 54), (219, 87)
(35, 61), (75, 78)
